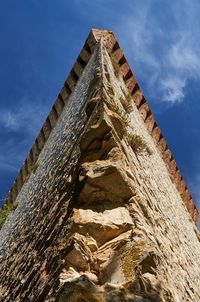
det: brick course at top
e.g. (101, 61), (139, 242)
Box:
(4, 29), (198, 225)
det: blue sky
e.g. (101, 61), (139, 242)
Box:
(0, 0), (200, 211)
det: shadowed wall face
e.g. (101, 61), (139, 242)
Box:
(0, 46), (100, 301)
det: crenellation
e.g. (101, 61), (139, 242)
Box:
(194, 206), (198, 224)
(145, 114), (156, 133)
(31, 141), (40, 162)
(168, 158), (176, 176)
(119, 62), (130, 78)
(79, 48), (91, 64)
(16, 169), (23, 193)
(132, 90), (144, 107)
(27, 148), (34, 163)
(124, 76), (137, 94)
(157, 137), (167, 154)
(58, 93), (66, 107)
(184, 189), (191, 207)
(123, 69), (133, 82)
(65, 73), (77, 91)
(131, 82), (140, 96)
(138, 102), (150, 121)
(25, 159), (29, 176)
(151, 126), (161, 143)
(48, 106), (58, 128)
(6, 194), (12, 206)
(17, 168), (23, 192)
(85, 34), (96, 52)
(36, 130), (45, 151)
(162, 148), (172, 163)
(118, 55), (127, 66)
(21, 165), (27, 183)
(174, 169), (182, 189)
(60, 86), (70, 102)
(112, 40), (120, 52)
(178, 179), (186, 196)
(42, 118), (52, 140)
(54, 98), (64, 117)
(73, 61), (85, 78)
(26, 154), (33, 175)
(70, 68), (79, 82)
(181, 188), (190, 207)
(111, 48), (123, 62)
(188, 198), (195, 214)
(77, 55), (87, 67)
(11, 181), (17, 201)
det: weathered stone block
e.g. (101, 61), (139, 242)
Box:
(79, 48), (91, 64)
(157, 137), (167, 154)
(112, 48), (123, 62)
(60, 86), (70, 102)
(48, 107), (58, 128)
(125, 76), (137, 93)
(73, 61), (84, 78)
(54, 98), (64, 117)
(119, 62), (130, 78)
(73, 207), (133, 246)
(78, 160), (135, 204)
(145, 114), (156, 133)
(151, 126), (161, 143)
(42, 118), (52, 140)
(138, 103), (150, 121)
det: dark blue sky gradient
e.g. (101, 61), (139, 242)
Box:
(0, 1), (200, 210)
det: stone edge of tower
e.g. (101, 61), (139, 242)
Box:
(3, 28), (198, 225)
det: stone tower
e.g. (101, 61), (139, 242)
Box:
(0, 29), (200, 301)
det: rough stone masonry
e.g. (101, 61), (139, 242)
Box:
(0, 29), (200, 302)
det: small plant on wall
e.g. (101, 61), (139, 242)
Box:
(128, 133), (150, 154)
(29, 162), (39, 175)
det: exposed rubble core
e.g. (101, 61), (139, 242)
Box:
(0, 30), (200, 301)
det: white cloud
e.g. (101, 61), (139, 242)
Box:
(115, 0), (200, 104)
(160, 77), (186, 103)
(0, 97), (49, 176)
(71, 0), (200, 104)
(168, 37), (200, 75)
(0, 97), (48, 134)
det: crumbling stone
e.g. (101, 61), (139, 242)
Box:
(0, 30), (199, 302)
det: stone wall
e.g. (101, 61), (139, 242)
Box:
(56, 39), (200, 302)
(0, 44), (100, 301)
(4, 29), (198, 225)
(0, 30), (200, 302)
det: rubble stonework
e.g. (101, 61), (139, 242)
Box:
(0, 30), (200, 301)
(4, 29), (198, 225)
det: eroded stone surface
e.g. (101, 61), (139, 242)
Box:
(0, 35), (200, 302)
(78, 160), (135, 203)
(57, 41), (200, 302)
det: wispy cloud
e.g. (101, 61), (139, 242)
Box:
(0, 95), (50, 200)
(159, 77), (186, 103)
(115, 0), (200, 104)
(0, 97), (48, 134)
(0, 95), (49, 179)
